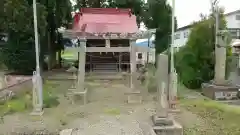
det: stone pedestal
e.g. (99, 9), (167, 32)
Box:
(202, 34), (238, 100)
(153, 118), (183, 135)
(125, 91), (142, 103)
(152, 115), (173, 126)
(202, 82), (238, 100)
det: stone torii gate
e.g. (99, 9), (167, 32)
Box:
(59, 28), (155, 104)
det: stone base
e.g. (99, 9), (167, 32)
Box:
(152, 117), (183, 135)
(30, 110), (44, 116)
(139, 123), (157, 135)
(152, 115), (173, 126)
(168, 109), (181, 114)
(125, 91), (142, 103)
(202, 82), (239, 100)
(67, 88), (88, 105)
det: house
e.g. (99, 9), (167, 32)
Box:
(173, 9), (240, 51)
(135, 39), (155, 64)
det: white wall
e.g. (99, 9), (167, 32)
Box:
(173, 29), (191, 48)
(173, 11), (240, 49)
(225, 12), (240, 28)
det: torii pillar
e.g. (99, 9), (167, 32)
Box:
(126, 38), (142, 104)
(130, 38), (137, 89)
(76, 38), (88, 104)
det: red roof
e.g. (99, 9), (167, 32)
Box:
(73, 8), (138, 34)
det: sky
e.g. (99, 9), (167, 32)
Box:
(167, 0), (240, 28)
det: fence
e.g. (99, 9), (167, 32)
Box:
(0, 75), (32, 102)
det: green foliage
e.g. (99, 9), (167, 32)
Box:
(175, 13), (228, 89)
(1, 0), (47, 73)
(43, 90), (59, 108)
(5, 99), (26, 113)
(0, 82), (59, 115)
(1, 0), (71, 73)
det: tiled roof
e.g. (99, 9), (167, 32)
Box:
(72, 8), (138, 34)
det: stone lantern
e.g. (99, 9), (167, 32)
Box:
(232, 39), (240, 54)
(66, 65), (78, 88)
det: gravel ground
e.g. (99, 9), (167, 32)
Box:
(0, 76), (206, 135)
(0, 79), (156, 135)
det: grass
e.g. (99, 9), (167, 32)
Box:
(179, 85), (240, 135)
(0, 81), (60, 116)
(104, 108), (120, 115)
(61, 50), (78, 60)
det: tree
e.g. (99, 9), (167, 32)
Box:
(175, 10), (229, 89)
(143, 0), (177, 54)
(1, 0), (47, 73)
(40, 0), (72, 69)
(0, 0), (72, 73)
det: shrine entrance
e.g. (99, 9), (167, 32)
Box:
(85, 39), (131, 73)
(86, 52), (130, 72)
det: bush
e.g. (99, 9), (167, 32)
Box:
(43, 90), (59, 108)
(5, 99), (26, 113)
(42, 84), (60, 108)
(0, 82), (60, 115)
(175, 14), (230, 89)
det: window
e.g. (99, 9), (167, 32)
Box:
(184, 32), (189, 38)
(174, 33), (180, 40)
(229, 30), (238, 39)
(138, 53), (143, 59)
(236, 15), (240, 20)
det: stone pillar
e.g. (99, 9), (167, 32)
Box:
(214, 35), (227, 84)
(152, 54), (183, 135)
(156, 54), (169, 118)
(130, 39), (136, 89)
(77, 38), (86, 91)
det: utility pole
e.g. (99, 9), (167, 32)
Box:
(211, 0), (222, 83)
(31, 0), (43, 115)
(169, 0), (178, 110)
(170, 0), (175, 74)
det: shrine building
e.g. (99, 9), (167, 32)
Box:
(61, 8), (153, 73)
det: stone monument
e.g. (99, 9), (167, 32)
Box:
(202, 30), (239, 100)
(152, 54), (183, 135)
